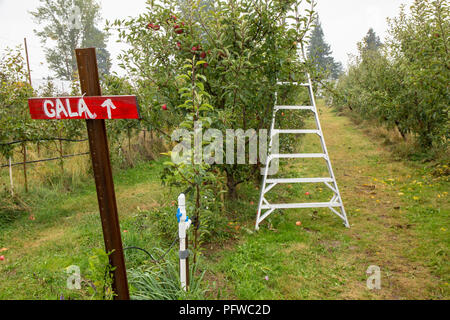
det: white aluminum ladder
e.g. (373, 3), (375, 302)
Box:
(255, 72), (350, 230)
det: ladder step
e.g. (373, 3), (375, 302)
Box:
(266, 177), (333, 184)
(273, 129), (320, 135)
(275, 105), (314, 111)
(277, 82), (309, 86)
(261, 202), (341, 210)
(269, 153), (327, 160)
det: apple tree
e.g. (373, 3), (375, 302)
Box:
(107, 0), (316, 201)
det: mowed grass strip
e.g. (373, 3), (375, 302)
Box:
(204, 102), (449, 300)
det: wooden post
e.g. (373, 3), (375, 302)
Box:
(58, 133), (64, 175)
(9, 156), (14, 196)
(75, 48), (130, 300)
(24, 38), (32, 87)
(22, 142), (28, 193)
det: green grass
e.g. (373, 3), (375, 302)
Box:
(203, 103), (449, 300)
(0, 160), (180, 299)
(0, 102), (448, 300)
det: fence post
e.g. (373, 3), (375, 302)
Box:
(9, 156), (14, 196)
(22, 142), (28, 192)
(177, 193), (191, 291)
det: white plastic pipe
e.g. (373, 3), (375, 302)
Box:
(178, 193), (191, 291)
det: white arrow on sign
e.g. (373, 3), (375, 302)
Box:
(101, 99), (117, 119)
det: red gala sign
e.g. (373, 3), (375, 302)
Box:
(28, 95), (140, 120)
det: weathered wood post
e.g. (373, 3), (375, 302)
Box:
(9, 156), (14, 196)
(75, 47), (130, 300)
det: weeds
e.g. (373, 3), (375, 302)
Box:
(128, 255), (207, 300)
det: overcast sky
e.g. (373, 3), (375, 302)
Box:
(0, 0), (414, 88)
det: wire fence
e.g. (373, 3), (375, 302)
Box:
(0, 137), (88, 146)
(0, 137), (90, 169)
(0, 128), (154, 168)
(0, 152), (90, 168)
(0, 129), (160, 193)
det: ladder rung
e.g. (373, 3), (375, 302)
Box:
(261, 202), (341, 210)
(273, 129), (320, 135)
(266, 178), (333, 184)
(275, 106), (314, 111)
(277, 82), (309, 86)
(269, 153), (327, 160)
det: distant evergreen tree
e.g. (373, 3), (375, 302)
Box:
(307, 20), (342, 80)
(362, 28), (383, 52)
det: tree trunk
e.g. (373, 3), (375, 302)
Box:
(226, 171), (238, 200)
(395, 121), (407, 140)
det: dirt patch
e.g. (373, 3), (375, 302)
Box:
(282, 242), (309, 254)
(27, 227), (67, 251)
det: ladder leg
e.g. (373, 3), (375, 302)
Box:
(256, 164), (270, 230)
(256, 104), (277, 230)
(308, 71), (350, 228)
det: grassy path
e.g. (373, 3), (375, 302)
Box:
(205, 103), (449, 300)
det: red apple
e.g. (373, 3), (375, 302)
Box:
(203, 63), (209, 68)
(176, 42), (181, 49)
(175, 27), (183, 34)
(200, 51), (207, 59)
(0, 255), (4, 261)
(147, 23), (154, 29)
(153, 24), (160, 31)
(162, 104), (167, 110)
(192, 46), (198, 52)
(296, 221), (302, 226)
(305, 192), (310, 196)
